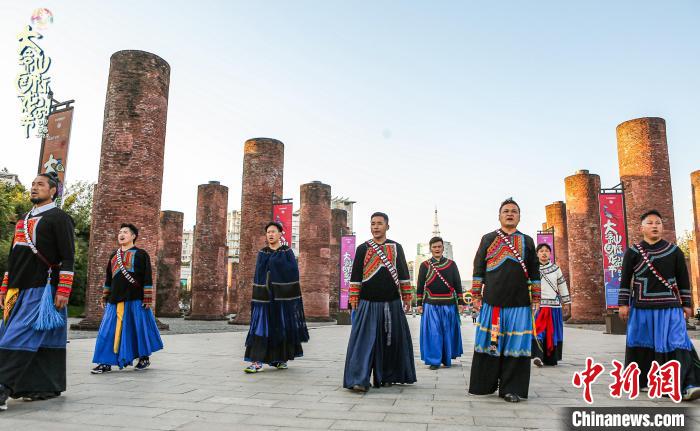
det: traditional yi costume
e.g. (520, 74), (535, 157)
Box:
(0, 202), (74, 407)
(343, 239), (416, 390)
(92, 246), (163, 371)
(244, 245), (309, 370)
(532, 261), (570, 366)
(416, 256), (464, 368)
(469, 229), (540, 400)
(619, 240), (700, 400)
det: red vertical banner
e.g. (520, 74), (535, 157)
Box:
(38, 107), (74, 198)
(339, 235), (356, 310)
(272, 203), (293, 246)
(598, 192), (628, 308)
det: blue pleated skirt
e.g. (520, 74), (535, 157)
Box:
(420, 303), (463, 366)
(626, 306), (693, 353)
(92, 300), (164, 368)
(244, 298), (309, 363)
(0, 286), (67, 351)
(474, 303), (532, 357)
(343, 299), (416, 388)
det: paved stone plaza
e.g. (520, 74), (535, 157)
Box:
(0, 317), (698, 430)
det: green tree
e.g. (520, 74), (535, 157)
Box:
(677, 230), (693, 256)
(0, 181), (31, 275)
(61, 181), (94, 310)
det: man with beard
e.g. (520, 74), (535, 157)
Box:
(469, 198), (540, 403)
(0, 173), (74, 411)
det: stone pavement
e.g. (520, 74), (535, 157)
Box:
(0, 316), (698, 430)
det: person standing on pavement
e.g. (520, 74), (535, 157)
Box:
(416, 236), (465, 370)
(343, 212), (416, 392)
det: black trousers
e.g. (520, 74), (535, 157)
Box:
(625, 345), (700, 390)
(468, 351), (531, 398)
(0, 347), (66, 397)
(532, 340), (563, 366)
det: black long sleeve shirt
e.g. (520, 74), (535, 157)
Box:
(618, 240), (690, 309)
(349, 239), (412, 302)
(103, 247), (154, 304)
(471, 230), (541, 307)
(416, 257), (465, 306)
(1, 203), (75, 299)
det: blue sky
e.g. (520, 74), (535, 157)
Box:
(1, 1), (698, 274)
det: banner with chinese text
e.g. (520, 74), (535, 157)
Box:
(272, 203), (293, 246)
(598, 192), (627, 309)
(339, 235), (356, 310)
(38, 107), (73, 199)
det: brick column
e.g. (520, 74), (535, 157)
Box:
(617, 117), (676, 243)
(226, 261), (239, 315)
(233, 138), (284, 324)
(156, 210), (183, 317)
(299, 181), (332, 321)
(188, 181), (228, 320)
(329, 208), (349, 318)
(691, 170), (700, 310)
(73, 50), (170, 330)
(545, 201), (570, 284)
(565, 170), (605, 323)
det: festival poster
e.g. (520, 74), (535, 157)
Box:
(272, 203), (293, 246)
(38, 107), (73, 198)
(339, 235), (356, 310)
(536, 231), (555, 263)
(598, 193), (628, 309)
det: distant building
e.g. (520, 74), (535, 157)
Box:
(0, 171), (21, 186)
(331, 197), (356, 233)
(413, 208), (453, 287)
(226, 210), (241, 261)
(181, 228), (194, 264)
(291, 210), (300, 256)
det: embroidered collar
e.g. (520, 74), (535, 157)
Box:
(30, 201), (56, 216)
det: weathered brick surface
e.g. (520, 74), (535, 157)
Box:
(691, 170), (700, 309)
(156, 210), (183, 317)
(233, 138), (284, 324)
(74, 50), (170, 330)
(226, 261), (239, 315)
(565, 170), (605, 323)
(617, 117), (676, 243)
(188, 182), (228, 320)
(299, 182), (332, 320)
(545, 201), (570, 286)
(329, 208), (349, 318)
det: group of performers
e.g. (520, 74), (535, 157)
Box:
(1, 175), (698, 412)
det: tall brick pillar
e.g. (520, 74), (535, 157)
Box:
(617, 117), (676, 243)
(156, 210), (183, 317)
(233, 138), (284, 324)
(691, 170), (700, 310)
(188, 182), (228, 320)
(73, 50), (170, 330)
(299, 181), (332, 321)
(565, 170), (605, 323)
(545, 201), (570, 284)
(226, 261), (239, 315)
(329, 208), (349, 318)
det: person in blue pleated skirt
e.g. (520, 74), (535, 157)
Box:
(416, 236), (464, 370)
(91, 224), (163, 374)
(243, 222), (309, 373)
(618, 210), (700, 402)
